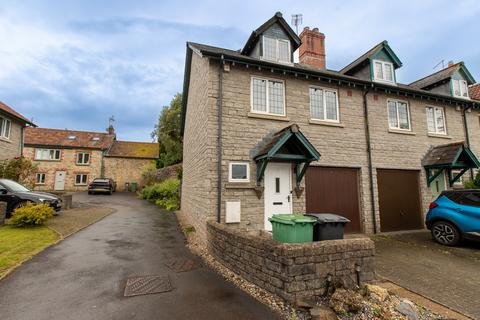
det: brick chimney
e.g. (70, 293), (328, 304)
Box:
(299, 27), (326, 69)
(107, 125), (115, 135)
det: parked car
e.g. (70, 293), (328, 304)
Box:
(426, 189), (480, 246)
(0, 179), (62, 218)
(88, 178), (116, 195)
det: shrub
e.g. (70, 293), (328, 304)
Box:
(140, 179), (180, 211)
(7, 203), (55, 227)
(464, 171), (480, 189)
(0, 157), (38, 188)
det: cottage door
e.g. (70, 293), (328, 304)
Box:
(264, 163), (292, 231)
(54, 171), (66, 191)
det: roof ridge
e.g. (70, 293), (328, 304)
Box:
(339, 40), (387, 74)
(26, 127), (111, 136)
(409, 62), (461, 86)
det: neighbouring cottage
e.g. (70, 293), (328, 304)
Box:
(0, 102), (35, 161)
(470, 83), (480, 101)
(23, 126), (158, 191)
(180, 11), (480, 242)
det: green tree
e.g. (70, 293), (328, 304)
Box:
(152, 93), (183, 168)
(0, 157), (38, 188)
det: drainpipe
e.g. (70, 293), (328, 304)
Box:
(462, 105), (474, 180)
(216, 55), (225, 223)
(363, 86), (377, 234)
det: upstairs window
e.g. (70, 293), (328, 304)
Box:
(426, 106), (446, 135)
(452, 79), (469, 98)
(0, 117), (11, 139)
(387, 100), (411, 130)
(310, 87), (339, 122)
(251, 77), (285, 116)
(76, 152), (90, 165)
(35, 149), (61, 161)
(263, 36), (291, 63)
(373, 60), (395, 83)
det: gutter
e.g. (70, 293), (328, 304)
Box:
(216, 55), (225, 223)
(462, 106), (474, 180)
(363, 85), (378, 234)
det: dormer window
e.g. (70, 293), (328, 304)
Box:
(373, 60), (395, 83)
(452, 79), (469, 99)
(263, 36), (290, 63)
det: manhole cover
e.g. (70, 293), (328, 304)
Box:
(164, 259), (201, 273)
(124, 275), (172, 297)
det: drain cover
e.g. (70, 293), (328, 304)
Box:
(124, 275), (172, 297)
(164, 259), (201, 273)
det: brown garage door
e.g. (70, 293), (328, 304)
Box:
(306, 167), (361, 233)
(377, 169), (423, 232)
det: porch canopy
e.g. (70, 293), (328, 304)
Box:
(422, 141), (480, 187)
(253, 124), (320, 186)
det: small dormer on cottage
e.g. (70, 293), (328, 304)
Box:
(410, 61), (476, 99)
(241, 12), (301, 65)
(340, 41), (403, 85)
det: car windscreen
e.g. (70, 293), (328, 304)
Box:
(0, 179), (30, 192)
(92, 179), (109, 183)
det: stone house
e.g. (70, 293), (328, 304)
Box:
(470, 83), (480, 101)
(23, 126), (158, 191)
(0, 101), (35, 161)
(180, 12), (480, 241)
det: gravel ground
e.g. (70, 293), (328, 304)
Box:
(46, 206), (114, 237)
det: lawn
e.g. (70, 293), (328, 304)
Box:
(0, 225), (59, 278)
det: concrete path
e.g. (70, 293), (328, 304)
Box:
(0, 193), (279, 320)
(375, 231), (480, 319)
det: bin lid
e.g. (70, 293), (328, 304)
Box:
(269, 214), (317, 225)
(305, 213), (350, 224)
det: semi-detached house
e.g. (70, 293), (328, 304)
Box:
(180, 12), (480, 240)
(0, 101), (35, 160)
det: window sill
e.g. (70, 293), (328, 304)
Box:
(427, 133), (452, 139)
(388, 129), (415, 135)
(34, 159), (61, 162)
(76, 163), (91, 166)
(225, 183), (254, 189)
(0, 137), (12, 143)
(248, 112), (289, 122)
(309, 119), (344, 128)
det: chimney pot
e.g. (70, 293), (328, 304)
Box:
(299, 27), (326, 69)
(448, 60), (454, 67)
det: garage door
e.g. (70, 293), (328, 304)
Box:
(376, 169), (423, 232)
(306, 167), (361, 233)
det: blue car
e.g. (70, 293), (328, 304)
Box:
(426, 190), (480, 246)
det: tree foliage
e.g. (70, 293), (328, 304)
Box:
(464, 171), (480, 189)
(0, 157), (38, 188)
(152, 93), (183, 168)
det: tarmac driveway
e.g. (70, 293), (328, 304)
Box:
(0, 193), (279, 320)
(375, 231), (480, 319)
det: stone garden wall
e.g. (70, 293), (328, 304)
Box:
(0, 201), (7, 225)
(206, 220), (375, 303)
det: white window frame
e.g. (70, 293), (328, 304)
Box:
(452, 79), (469, 99)
(36, 173), (46, 185)
(228, 162), (250, 183)
(426, 106), (447, 135)
(34, 148), (61, 161)
(387, 99), (412, 131)
(250, 77), (286, 116)
(309, 86), (340, 123)
(372, 59), (395, 84)
(262, 35), (291, 63)
(0, 117), (11, 139)
(76, 152), (91, 165)
(74, 174), (88, 186)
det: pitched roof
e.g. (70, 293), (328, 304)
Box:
(410, 62), (476, 90)
(0, 101), (35, 126)
(422, 141), (480, 168)
(470, 83), (480, 101)
(241, 12), (301, 56)
(105, 140), (159, 159)
(340, 41), (403, 75)
(24, 127), (115, 149)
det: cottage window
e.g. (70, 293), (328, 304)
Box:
(452, 79), (469, 98)
(0, 117), (11, 139)
(228, 162), (250, 183)
(36, 173), (46, 185)
(373, 60), (395, 83)
(262, 36), (290, 63)
(76, 153), (90, 165)
(75, 174), (88, 185)
(310, 87), (339, 122)
(35, 149), (61, 161)
(387, 100), (411, 130)
(426, 106), (446, 135)
(251, 77), (285, 116)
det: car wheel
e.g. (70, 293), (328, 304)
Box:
(88, 191), (92, 195)
(431, 221), (461, 246)
(108, 190), (113, 195)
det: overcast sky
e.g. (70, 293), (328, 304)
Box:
(0, 0), (478, 141)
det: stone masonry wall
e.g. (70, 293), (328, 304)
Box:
(207, 221), (375, 303)
(0, 118), (23, 161)
(104, 157), (154, 191)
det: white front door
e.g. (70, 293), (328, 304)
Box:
(264, 163), (293, 231)
(54, 171), (66, 191)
